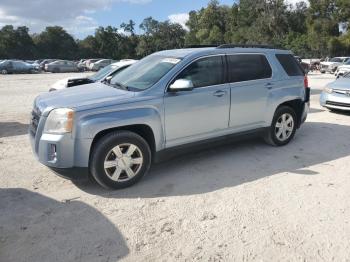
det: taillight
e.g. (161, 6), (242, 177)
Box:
(304, 75), (309, 88)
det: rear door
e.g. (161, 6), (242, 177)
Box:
(227, 54), (273, 129)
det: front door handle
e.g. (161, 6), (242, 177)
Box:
(213, 90), (227, 97)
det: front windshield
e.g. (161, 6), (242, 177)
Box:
(343, 72), (350, 78)
(110, 55), (181, 91)
(330, 58), (342, 62)
(89, 64), (117, 82)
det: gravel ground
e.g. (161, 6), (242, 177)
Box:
(0, 72), (350, 262)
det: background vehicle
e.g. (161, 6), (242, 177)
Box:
(40, 59), (57, 71)
(335, 59), (350, 77)
(0, 60), (39, 74)
(50, 59), (138, 91)
(77, 59), (87, 71)
(320, 57), (350, 74)
(320, 73), (350, 111)
(90, 59), (115, 71)
(85, 59), (103, 70)
(30, 45), (309, 189)
(45, 60), (80, 73)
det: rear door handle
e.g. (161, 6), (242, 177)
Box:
(265, 83), (274, 90)
(213, 90), (227, 97)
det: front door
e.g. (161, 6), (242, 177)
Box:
(164, 55), (230, 147)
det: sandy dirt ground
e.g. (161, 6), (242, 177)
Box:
(0, 72), (350, 262)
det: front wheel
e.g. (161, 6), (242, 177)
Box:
(264, 106), (297, 146)
(1, 69), (8, 74)
(90, 131), (152, 189)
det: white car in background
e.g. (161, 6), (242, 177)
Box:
(89, 59), (115, 71)
(335, 59), (350, 78)
(320, 57), (350, 74)
(50, 59), (138, 91)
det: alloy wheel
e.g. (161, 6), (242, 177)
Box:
(275, 113), (294, 142)
(103, 143), (143, 182)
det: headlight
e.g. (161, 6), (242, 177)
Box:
(44, 108), (74, 134)
(324, 87), (333, 94)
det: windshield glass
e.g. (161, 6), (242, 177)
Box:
(110, 55), (181, 91)
(330, 58), (342, 62)
(89, 64), (118, 82)
(343, 72), (350, 78)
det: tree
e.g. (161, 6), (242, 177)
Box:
(137, 17), (186, 57)
(33, 26), (78, 59)
(0, 25), (36, 59)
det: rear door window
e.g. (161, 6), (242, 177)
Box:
(227, 54), (272, 83)
(275, 54), (304, 76)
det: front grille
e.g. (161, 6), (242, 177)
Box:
(326, 101), (350, 108)
(30, 107), (41, 136)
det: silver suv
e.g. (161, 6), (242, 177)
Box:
(30, 45), (310, 189)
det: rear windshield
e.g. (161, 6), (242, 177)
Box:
(276, 54), (304, 76)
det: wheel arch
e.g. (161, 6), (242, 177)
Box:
(89, 124), (156, 160)
(275, 99), (304, 128)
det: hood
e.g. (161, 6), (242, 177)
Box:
(50, 76), (89, 90)
(328, 78), (350, 91)
(337, 65), (350, 70)
(36, 82), (135, 115)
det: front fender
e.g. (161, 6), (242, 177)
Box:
(76, 107), (164, 151)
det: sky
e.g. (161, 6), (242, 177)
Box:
(0, 0), (306, 39)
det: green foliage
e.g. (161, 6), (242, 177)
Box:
(1, 0), (350, 60)
(33, 26), (79, 59)
(0, 25), (36, 59)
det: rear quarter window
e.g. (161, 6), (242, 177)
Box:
(276, 54), (304, 76)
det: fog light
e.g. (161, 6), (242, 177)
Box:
(48, 144), (57, 161)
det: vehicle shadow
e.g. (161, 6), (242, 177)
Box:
(0, 122), (29, 138)
(0, 188), (129, 262)
(73, 122), (350, 199)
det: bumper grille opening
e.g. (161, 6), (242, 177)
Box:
(326, 101), (350, 108)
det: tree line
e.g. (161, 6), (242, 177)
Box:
(1, 0), (350, 60)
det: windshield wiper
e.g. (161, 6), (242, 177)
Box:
(111, 82), (130, 91)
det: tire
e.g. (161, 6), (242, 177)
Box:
(90, 131), (152, 189)
(264, 106), (297, 146)
(1, 69), (8, 74)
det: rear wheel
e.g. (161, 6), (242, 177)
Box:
(90, 131), (151, 189)
(264, 106), (297, 146)
(1, 69), (8, 74)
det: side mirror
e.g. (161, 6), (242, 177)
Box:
(169, 79), (194, 92)
(105, 75), (113, 83)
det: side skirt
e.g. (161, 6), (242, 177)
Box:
(154, 127), (268, 163)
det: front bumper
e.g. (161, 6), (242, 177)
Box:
(29, 115), (93, 178)
(320, 91), (350, 111)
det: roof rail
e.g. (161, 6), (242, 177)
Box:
(217, 44), (282, 49)
(185, 45), (219, 48)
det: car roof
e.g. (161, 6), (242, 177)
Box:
(111, 59), (138, 67)
(155, 46), (291, 59)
